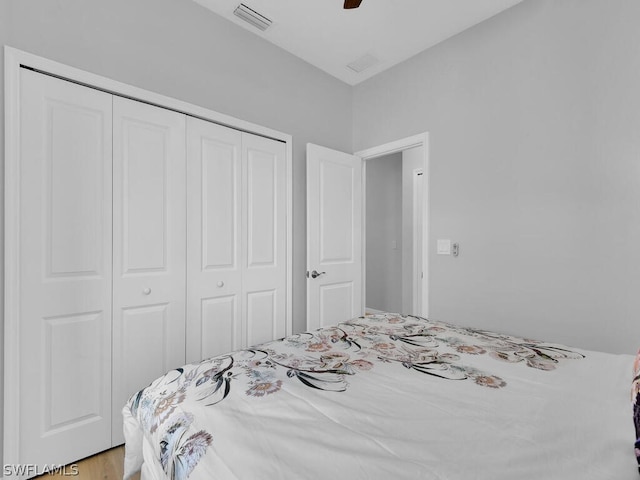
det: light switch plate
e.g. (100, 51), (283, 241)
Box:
(437, 239), (451, 255)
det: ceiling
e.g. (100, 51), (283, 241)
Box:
(193, 0), (524, 85)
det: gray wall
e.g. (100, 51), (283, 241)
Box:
(0, 0), (352, 463)
(365, 153), (403, 313)
(353, 0), (640, 354)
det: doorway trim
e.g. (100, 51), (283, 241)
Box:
(355, 132), (430, 318)
(412, 168), (424, 315)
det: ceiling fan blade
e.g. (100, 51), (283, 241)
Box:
(344, 0), (363, 9)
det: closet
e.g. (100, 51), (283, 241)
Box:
(11, 67), (289, 468)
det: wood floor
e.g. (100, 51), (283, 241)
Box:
(34, 446), (141, 480)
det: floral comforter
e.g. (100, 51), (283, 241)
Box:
(123, 313), (637, 480)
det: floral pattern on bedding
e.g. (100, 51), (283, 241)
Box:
(632, 350), (640, 474)
(127, 312), (584, 479)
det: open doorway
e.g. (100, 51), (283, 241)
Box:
(356, 134), (429, 318)
(364, 153), (403, 313)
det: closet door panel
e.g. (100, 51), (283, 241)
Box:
(186, 117), (242, 363)
(17, 69), (113, 467)
(246, 151), (276, 266)
(246, 289), (278, 347)
(112, 98), (186, 444)
(120, 123), (169, 271)
(242, 133), (287, 346)
(120, 304), (170, 392)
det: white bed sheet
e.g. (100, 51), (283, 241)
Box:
(123, 313), (637, 480)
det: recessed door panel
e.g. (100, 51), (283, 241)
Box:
(320, 282), (354, 329)
(112, 97), (186, 445)
(246, 149), (276, 267)
(44, 312), (104, 431)
(18, 68), (113, 467)
(46, 103), (105, 278)
(121, 304), (169, 396)
(320, 160), (355, 264)
(246, 289), (278, 346)
(201, 295), (239, 359)
(202, 138), (239, 270)
(120, 122), (169, 273)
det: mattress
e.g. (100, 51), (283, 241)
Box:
(123, 312), (637, 479)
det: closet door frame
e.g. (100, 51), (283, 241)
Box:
(4, 46), (293, 469)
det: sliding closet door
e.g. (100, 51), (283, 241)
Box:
(112, 98), (186, 444)
(186, 118), (242, 362)
(17, 69), (113, 467)
(242, 133), (287, 346)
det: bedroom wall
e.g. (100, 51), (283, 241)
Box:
(353, 0), (640, 354)
(365, 153), (403, 313)
(0, 0), (352, 466)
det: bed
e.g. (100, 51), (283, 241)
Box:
(123, 312), (638, 479)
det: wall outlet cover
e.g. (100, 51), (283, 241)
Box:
(437, 239), (451, 255)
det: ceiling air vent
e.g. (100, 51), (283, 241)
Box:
(233, 3), (272, 31)
(347, 54), (379, 74)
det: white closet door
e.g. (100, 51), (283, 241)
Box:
(186, 117), (242, 363)
(242, 133), (287, 347)
(17, 69), (113, 467)
(112, 98), (186, 444)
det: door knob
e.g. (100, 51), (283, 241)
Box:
(310, 270), (326, 279)
(142, 287), (152, 295)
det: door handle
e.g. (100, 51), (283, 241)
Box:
(309, 270), (326, 279)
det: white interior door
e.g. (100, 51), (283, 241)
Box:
(306, 143), (363, 330)
(17, 69), (113, 468)
(112, 97), (186, 444)
(186, 118), (243, 362)
(242, 133), (288, 346)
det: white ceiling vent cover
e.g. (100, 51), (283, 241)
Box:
(347, 54), (380, 74)
(233, 3), (272, 31)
